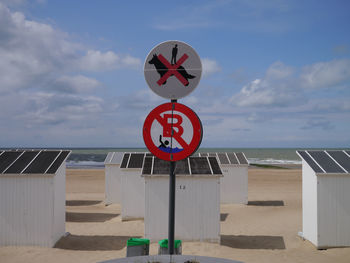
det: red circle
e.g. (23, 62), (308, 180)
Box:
(143, 102), (202, 161)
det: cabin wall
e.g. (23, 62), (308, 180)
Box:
(0, 175), (54, 247)
(220, 165), (248, 204)
(145, 176), (220, 243)
(105, 164), (121, 205)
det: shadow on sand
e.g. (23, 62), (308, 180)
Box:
(54, 235), (139, 251)
(221, 235), (286, 250)
(66, 212), (119, 223)
(66, 200), (102, 206)
(247, 200), (284, 206)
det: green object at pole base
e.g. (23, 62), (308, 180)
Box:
(158, 238), (181, 249)
(127, 238), (150, 247)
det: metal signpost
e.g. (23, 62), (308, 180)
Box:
(143, 40), (202, 254)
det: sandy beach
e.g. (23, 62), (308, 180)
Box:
(1, 167), (350, 263)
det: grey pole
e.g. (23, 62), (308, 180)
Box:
(168, 161), (176, 254)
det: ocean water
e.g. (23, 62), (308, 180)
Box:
(66, 147), (350, 169)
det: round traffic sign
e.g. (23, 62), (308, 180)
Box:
(143, 102), (203, 161)
(144, 40), (202, 100)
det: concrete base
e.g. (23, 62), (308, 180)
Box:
(99, 254), (243, 263)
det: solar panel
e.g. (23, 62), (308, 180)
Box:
(200, 153), (208, 157)
(46, 151), (70, 174)
(208, 157), (222, 174)
(236, 152), (248, 165)
(327, 151), (350, 173)
(127, 153), (145, 168)
(120, 153), (130, 168)
(191, 153), (200, 157)
(23, 151), (60, 174)
(297, 151), (324, 173)
(218, 153), (229, 164)
(104, 152), (114, 164)
(142, 157), (152, 174)
(0, 151), (23, 173)
(208, 153), (217, 157)
(5, 151), (40, 174)
(227, 153), (239, 164)
(190, 157), (212, 174)
(146, 153), (154, 157)
(110, 152), (124, 165)
(308, 151), (345, 173)
(153, 158), (170, 174)
(175, 158), (190, 174)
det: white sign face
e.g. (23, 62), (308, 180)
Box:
(144, 40), (202, 100)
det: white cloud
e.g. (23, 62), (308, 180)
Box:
(201, 58), (221, 77)
(52, 75), (101, 93)
(301, 59), (350, 89)
(230, 62), (300, 107)
(0, 3), (140, 93)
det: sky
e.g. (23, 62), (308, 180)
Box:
(0, 0), (349, 148)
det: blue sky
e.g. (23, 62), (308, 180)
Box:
(0, 0), (349, 148)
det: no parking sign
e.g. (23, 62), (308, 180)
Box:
(143, 102), (202, 161)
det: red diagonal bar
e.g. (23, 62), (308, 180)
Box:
(157, 54), (189, 86)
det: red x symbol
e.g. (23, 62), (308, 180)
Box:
(157, 54), (189, 86)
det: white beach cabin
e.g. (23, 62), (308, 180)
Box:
(198, 152), (249, 204)
(297, 150), (350, 249)
(0, 149), (70, 247)
(104, 152), (124, 205)
(143, 156), (222, 243)
(120, 152), (148, 221)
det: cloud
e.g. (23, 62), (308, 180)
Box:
(52, 75), (101, 93)
(78, 51), (141, 71)
(0, 3), (140, 93)
(230, 61), (301, 107)
(201, 58), (221, 77)
(300, 59), (350, 89)
(301, 118), (334, 131)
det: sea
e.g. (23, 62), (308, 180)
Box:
(65, 147), (350, 169)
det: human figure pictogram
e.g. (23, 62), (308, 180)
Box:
(159, 135), (169, 149)
(171, 44), (178, 65)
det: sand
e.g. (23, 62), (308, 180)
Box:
(1, 168), (350, 263)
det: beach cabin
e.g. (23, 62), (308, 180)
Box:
(297, 150), (350, 249)
(120, 152), (148, 221)
(0, 149), (70, 247)
(198, 152), (249, 204)
(143, 156), (222, 243)
(104, 152), (124, 205)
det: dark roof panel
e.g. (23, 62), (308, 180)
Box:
(46, 151), (70, 174)
(127, 153), (145, 168)
(120, 153), (130, 168)
(217, 153), (229, 165)
(153, 158), (170, 174)
(5, 151), (40, 174)
(190, 157), (212, 174)
(297, 151), (324, 173)
(142, 157), (152, 175)
(227, 153), (239, 164)
(208, 157), (222, 174)
(175, 158), (190, 174)
(236, 152), (248, 165)
(208, 153), (217, 157)
(200, 153), (208, 157)
(0, 151), (23, 173)
(327, 151), (350, 173)
(23, 151), (61, 174)
(308, 151), (345, 173)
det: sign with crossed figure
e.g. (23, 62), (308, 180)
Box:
(144, 40), (202, 100)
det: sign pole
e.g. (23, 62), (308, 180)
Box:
(168, 160), (176, 255)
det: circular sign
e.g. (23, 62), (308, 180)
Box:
(143, 102), (203, 161)
(144, 40), (202, 100)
